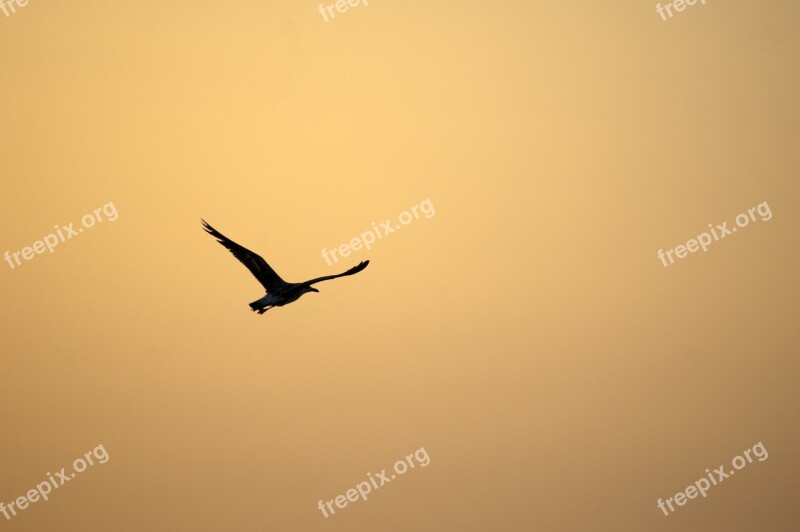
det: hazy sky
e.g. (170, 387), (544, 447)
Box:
(1, 1), (798, 530)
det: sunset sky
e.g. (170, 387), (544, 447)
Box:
(1, 1), (799, 530)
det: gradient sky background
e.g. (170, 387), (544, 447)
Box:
(1, 1), (799, 530)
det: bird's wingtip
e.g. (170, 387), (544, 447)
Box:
(201, 219), (215, 233)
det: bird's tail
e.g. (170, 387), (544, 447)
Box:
(249, 301), (269, 315)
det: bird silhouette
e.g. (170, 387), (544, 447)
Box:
(202, 220), (369, 315)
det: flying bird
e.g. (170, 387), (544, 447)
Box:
(202, 220), (369, 315)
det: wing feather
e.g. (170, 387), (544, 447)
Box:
(202, 220), (287, 292)
(303, 260), (370, 287)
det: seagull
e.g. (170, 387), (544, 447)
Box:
(202, 220), (369, 315)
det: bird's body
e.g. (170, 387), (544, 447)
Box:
(202, 220), (369, 315)
(249, 284), (315, 310)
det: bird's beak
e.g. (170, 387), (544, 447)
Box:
(311, 288), (319, 293)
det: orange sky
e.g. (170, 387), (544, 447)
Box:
(1, 1), (799, 530)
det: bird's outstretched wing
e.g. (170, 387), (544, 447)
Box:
(202, 220), (287, 292)
(302, 260), (370, 287)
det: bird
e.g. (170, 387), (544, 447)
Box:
(202, 220), (369, 315)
